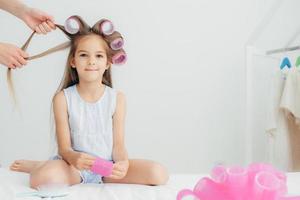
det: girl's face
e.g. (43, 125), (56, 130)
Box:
(70, 34), (109, 83)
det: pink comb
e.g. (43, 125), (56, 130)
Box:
(90, 157), (113, 177)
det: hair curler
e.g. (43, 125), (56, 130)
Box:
(104, 31), (124, 50)
(90, 157), (113, 177)
(112, 49), (127, 65)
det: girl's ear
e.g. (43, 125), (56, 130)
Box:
(70, 58), (76, 68)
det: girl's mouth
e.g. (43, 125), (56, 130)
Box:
(85, 68), (99, 71)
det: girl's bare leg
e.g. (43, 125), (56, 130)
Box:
(10, 160), (46, 173)
(103, 159), (169, 185)
(10, 159), (81, 189)
(29, 160), (81, 189)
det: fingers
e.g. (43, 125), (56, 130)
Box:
(47, 20), (56, 30)
(75, 153), (96, 170)
(18, 49), (29, 59)
(108, 169), (125, 179)
(36, 24), (47, 34)
(82, 153), (97, 161)
(42, 22), (51, 32)
(113, 162), (128, 171)
(35, 20), (56, 34)
(8, 54), (27, 69)
(14, 49), (28, 68)
(78, 159), (94, 170)
(107, 162), (128, 179)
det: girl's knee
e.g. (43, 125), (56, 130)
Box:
(29, 161), (72, 189)
(148, 163), (169, 185)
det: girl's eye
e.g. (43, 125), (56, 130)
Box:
(97, 54), (103, 58)
(79, 54), (87, 57)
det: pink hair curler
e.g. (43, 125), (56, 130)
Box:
(112, 50), (127, 65)
(253, 171), (282, 200)
(176, 189), (198, 200)
(98, 19), (114, 36)
(177, 163), (300, 200)
(64, 16), (80, 34)
(194, 178), (231, 200)
(226, 166), (249, 199)
(110, 37), (124, 50)
(90, 157), (113, 177)
(210, 165), (227, 183)
(248, 163), (287, 197)
(103, 31), (124, 50)
(176, 178), (231, 200)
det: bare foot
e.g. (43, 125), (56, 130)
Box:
(10, 160), (45, 173)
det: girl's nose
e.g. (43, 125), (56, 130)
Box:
(88, 59), (96, 66)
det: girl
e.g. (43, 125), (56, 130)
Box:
(9, 16), (169, 188)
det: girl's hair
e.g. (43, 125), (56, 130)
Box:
(7, 15), (126, 103)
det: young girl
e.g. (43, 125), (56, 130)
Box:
(9, 16), (169, 188)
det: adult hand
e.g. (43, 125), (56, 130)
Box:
(19, 6), (56, 34)
(0, 42), (28, 69)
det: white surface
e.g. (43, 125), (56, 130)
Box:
(1, 168), (300, 199)
(0, 168), (200, 200)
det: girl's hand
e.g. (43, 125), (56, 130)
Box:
(68, 151), (96, 171)
(108, 160), (129, 179)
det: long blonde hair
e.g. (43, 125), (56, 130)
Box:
(7, 16), (126, 103)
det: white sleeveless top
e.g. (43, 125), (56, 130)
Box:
(63, 85), (117, 160)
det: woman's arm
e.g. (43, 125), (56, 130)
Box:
(0, 0), (55, 34)
(53, 91), (95, 170)
(0, 0), (26, 17)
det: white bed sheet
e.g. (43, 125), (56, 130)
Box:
(1, 168), (300, 200)
(0, 168), (201, 200)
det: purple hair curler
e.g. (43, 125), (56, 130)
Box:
(110, 38), (124, 50)
(104, 31), (124, 50)
(112, 50), (127, 65)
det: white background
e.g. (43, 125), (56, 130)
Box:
(0, 0), (292, 173)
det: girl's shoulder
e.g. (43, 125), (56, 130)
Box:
(106, 86), (125, 99)
(53, 85), (76, 106)
(52, 90), (67, 109)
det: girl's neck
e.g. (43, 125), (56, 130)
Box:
(76, 80), (105, 100)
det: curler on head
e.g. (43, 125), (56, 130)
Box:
(63, 15), (90, 35)
(104, 31), (124, 50)
(92, 19), (114, 36)
(111, 49), (127, 65)
(64, 17), (80, 34)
